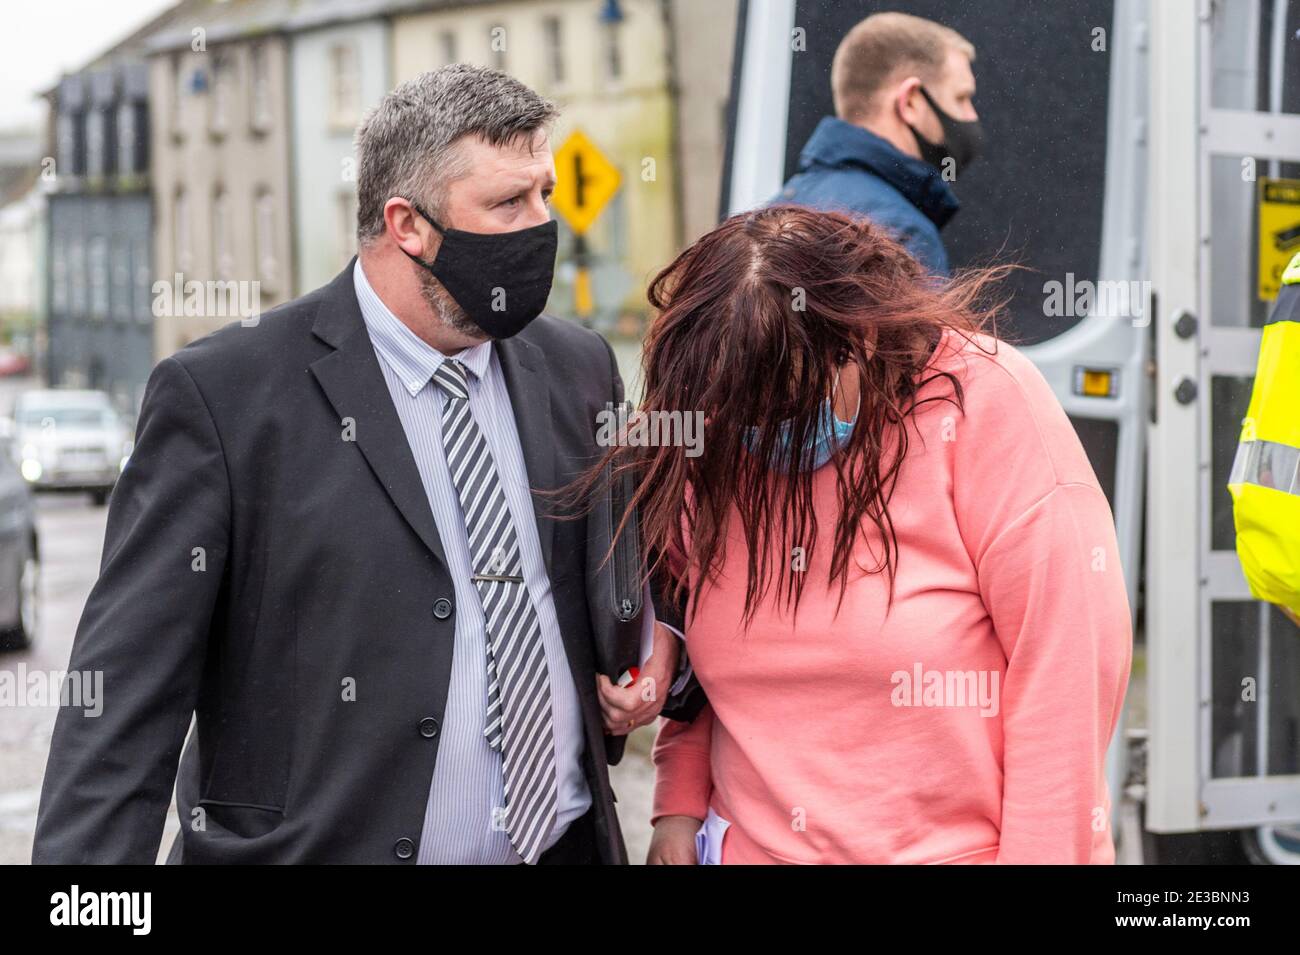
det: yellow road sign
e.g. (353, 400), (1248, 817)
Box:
(552, 130), (621, 235)
(1259, 177), (1300, 301)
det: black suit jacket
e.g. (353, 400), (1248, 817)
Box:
(33, 261), (635, 864)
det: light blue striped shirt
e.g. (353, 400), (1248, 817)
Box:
(353, 260), (589, 864)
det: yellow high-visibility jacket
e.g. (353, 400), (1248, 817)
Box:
(1228, 252), (1300, 619)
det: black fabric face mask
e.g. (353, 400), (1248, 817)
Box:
(403, 200), (558, 339)
(907, 86), (983, 176)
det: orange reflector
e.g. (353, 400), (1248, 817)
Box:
(1074, 367), (1117, 398)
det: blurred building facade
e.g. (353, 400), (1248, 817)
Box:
(36, 0), (738, 377)
(287, 1), (397, 292)
(0, 130), (46, 371)
(38, 0), (207, 410)
(45, 64), (156, 410)
(0, 186), (45, 348)
(667, 0), (736, 246)
(146, 5), (295, 356)
(392, 0), (736, 338)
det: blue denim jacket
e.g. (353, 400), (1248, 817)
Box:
(773, 117), (960, 276)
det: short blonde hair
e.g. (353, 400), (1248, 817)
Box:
(831, 12), (975, 123)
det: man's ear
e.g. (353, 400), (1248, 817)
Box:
(384, 198), (429, 257)
(895, 77), (925, 127)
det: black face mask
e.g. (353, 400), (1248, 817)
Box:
(403, 200), (558, 339)
(908, 86), (983, 176)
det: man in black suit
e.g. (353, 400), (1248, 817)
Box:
(33, 65), (680, 864)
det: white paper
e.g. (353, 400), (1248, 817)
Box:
(694, 807), (731, 865)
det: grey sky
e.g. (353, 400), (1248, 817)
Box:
(0, 0), (177, 131)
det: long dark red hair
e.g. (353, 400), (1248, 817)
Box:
(576, 205), (1014, 624)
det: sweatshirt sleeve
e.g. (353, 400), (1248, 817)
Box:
(651, 703), (714, 823)
(978, 481), (1132, 863)
(944, 341), (1133, 863)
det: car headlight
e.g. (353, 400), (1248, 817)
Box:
(20, 458), (41, 482)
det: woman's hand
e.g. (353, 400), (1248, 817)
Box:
(646, 815), (701, 864)
(597, 622), (680, 735)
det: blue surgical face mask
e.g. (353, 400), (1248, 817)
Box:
(744, 369), (860, 473)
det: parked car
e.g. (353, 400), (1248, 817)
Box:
(0, 440), (38, 650)
(12, 389), (132, 507)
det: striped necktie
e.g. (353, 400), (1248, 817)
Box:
(431, 358), (557, 864)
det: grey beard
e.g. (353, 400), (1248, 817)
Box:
(418, 270), (488, 341)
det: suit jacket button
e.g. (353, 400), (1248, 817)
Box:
(420, 717), (440, 738)
(394, 837), (415, 860)
(433, 597), (453, 619)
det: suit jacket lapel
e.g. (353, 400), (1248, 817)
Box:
(308, 261), (448, 571)
(494, 333), (557, 577)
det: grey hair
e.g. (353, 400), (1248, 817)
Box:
(354, 64), (557, 243)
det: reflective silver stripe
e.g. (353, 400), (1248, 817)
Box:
(1230, 439), (1300, 496)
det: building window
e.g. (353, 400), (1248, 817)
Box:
(69, 239), (86, 315)
(85, 110), (105, 178)
(488, 24), (507, 71)
(133, 238), (151, 322)
(337, 189), (357, 267)
(603, 22), (622, 82)
(100, 104), (117, 177)
(89, 237), (108, 319)
(543, 17), (564, 85)
(51, 241), (67, 311)
(171, 54), (186, 136)
(212, 186), (233, 278)
(329, 43), (359, 129)
(56, 113), (75, 178)
(250, 43), (272, 133)
(57, 111), (85, 177)
(255, 189), (279, 292)
(112, 239), (131, 320)
(209, 52), (232, 137)
(438, 30), (457, 65)
(173, 187), (192, 274)
(116, 102), (136, 176)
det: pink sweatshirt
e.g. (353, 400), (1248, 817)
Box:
(652, 332), (1133, 864)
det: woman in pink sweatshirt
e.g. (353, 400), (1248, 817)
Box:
(594, 205), (1131, 864)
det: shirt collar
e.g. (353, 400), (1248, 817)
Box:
(352, 258), (492, 396)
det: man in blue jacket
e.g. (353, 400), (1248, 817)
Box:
(775, 12), (982, 276)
